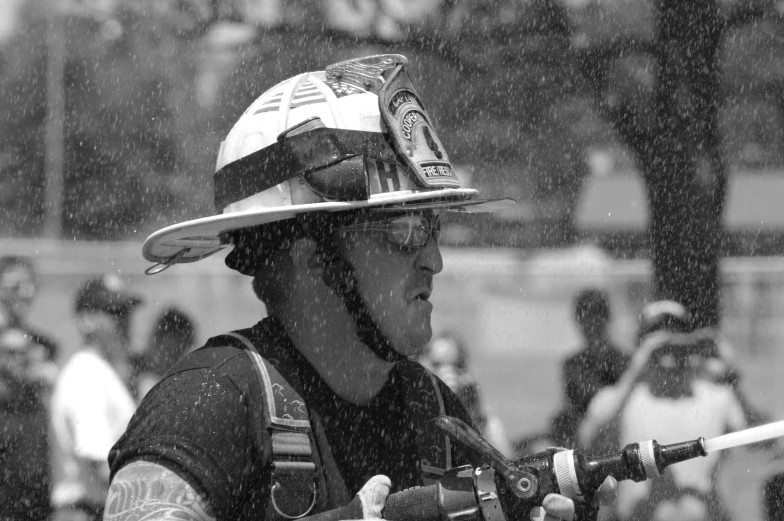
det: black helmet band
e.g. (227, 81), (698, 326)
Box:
(213, 125), (425, 211)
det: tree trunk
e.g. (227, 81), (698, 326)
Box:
(643, 0), (727, 327)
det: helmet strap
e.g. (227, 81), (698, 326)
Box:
(317, 240), (406, 363)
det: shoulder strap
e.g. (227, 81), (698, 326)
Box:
(219, 331), (318, 519)
(223, 332), (310, 430)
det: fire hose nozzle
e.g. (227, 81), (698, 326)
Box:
(436, 416), (711, 506)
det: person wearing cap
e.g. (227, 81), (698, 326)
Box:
(105, 55), (616, 521)
(0, 256), (60, 521)
(50, 274), (142, 521)
(0, 256), (59, 365)
(578, 300), (749, 521)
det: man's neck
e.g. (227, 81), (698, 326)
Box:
(274, 306), (396, 406)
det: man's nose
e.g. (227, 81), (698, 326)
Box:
(416, 236), (443, 274)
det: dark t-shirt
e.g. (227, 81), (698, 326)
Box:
(0, 326), (58, 520)
(549, 342), (629, 447)
(0, 325), (58, 413)
(109, 318), (476, 521)
(563, 342), (629, 414)
(310, 369), (423, 495)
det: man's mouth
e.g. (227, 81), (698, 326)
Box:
(409, 287), (432, 302)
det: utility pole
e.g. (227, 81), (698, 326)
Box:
(44, 0), (65, 239)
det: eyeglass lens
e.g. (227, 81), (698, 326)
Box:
(341, 213), (440, 249)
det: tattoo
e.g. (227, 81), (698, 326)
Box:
(104, 461), (216, 521)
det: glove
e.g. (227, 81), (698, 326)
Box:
(355, 475), (392, 519)
(529, 475), (618, 521)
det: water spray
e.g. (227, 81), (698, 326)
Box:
(703, 421), (784, 452)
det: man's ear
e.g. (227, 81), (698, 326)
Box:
(290, 237), (323, 277)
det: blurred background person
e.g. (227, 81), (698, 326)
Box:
(579, 300), (751, 521)
(549, 288), (630, 448)
(49, 274), (142, 521)
(763, 457), (784, 521)
(0, 255), (59, 359)
(419, 330), (514, 458)
(131, 306), (196, 400)
(0, 329), (58, 521)
(0, 255), (59, 521)
(702, 329), (771, 429)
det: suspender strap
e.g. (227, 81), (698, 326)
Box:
(272, 431), (313, 456)
(220, 332), (317, 519)
(224, 332), (311, 429)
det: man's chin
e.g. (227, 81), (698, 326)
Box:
(383, 327), (432, 359)
(406, 326), (433, 358)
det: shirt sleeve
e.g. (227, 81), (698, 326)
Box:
(109, 356), (266, 520)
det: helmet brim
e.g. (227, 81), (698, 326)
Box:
(142, 189), (514, 265)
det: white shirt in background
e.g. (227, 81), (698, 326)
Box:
(50, 349), (136, 509)
(615, 379), (746, 519)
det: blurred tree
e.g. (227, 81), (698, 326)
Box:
(566, 0), (784, 326)
(0, 1), (212, 239)
(0, 4), (48, 236)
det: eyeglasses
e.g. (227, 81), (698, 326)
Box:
(337, 213), (441, 250)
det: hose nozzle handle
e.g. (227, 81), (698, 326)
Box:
(435, 416), (517, 477)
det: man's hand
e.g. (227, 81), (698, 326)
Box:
(529, 476), (618, 521)
(355, 475), (392, 518)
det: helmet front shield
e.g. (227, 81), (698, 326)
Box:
(326, 55), (460, 190)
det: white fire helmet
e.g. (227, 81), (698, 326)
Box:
(142, 54), (513, 271)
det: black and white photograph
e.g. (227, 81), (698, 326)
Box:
(2, 1), (784, 520)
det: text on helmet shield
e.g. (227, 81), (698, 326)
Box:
(380, 59), (461, 188)
(401, 111), (423, 141)
(389, 91), (418, 114)
(421, 164), (452, 178)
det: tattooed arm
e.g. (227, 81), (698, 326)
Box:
(103, 461), (216, 521)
